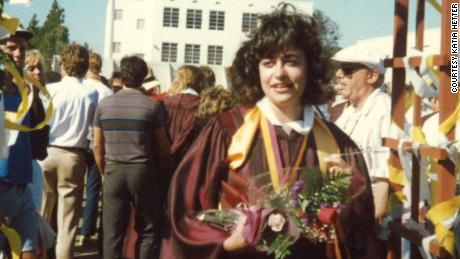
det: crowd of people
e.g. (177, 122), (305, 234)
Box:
(1, 2), (458, 259)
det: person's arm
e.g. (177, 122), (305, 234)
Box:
(93, 126), (105, 180)
(373, 179), (389, 221)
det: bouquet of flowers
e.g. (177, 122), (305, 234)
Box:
(196, 167), (352, 259)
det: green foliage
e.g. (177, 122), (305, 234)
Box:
(313, 9), (341, 60)
(313, 9), (341, 95)
(25, 0), (69, 70)
(258, 234), (294, 259)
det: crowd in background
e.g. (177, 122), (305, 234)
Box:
(0, 3), (459, 259)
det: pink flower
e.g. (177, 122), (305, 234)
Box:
(267, 213), (286, 232)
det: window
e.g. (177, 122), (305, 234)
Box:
(114, 9), (123, 20)
(207, 45), (223, 65)
(112, 42), (121, 53)
(136, 19), (145, 29)
(163, 7), (179, 27)
(184, 44), (200, 64)
(242, 13), (258, 32)
(161, 42), (178, 62)
(186, 9), (202, 29)
(209, 11), (225, 30)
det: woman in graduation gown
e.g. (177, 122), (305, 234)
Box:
(160, 4), (380, 259)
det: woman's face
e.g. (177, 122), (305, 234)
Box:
(25, 61), (44, 83)
(258, 47), (307, 109)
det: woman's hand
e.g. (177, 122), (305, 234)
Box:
(223, 214), (248, 252)
(324, 155), (352, 176)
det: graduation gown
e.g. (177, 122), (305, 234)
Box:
(162, 94), (202, 165)
(160, 107), (379, 259)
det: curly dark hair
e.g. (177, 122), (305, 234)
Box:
(120, 56), (148, 88)
(231, 3), (332, 105)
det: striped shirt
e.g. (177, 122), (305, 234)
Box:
(94, 88), (164, 164)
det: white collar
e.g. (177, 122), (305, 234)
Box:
(256, 97), (314, 135)
(62, 76), (84, 84)
(179, 88), (199, 96)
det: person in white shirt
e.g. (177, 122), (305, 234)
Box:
(333, 44), (391, 221)
(40, 44), (98, 259)
(84, 52), (112, 102)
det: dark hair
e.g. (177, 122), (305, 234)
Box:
(60, 44), (89, 78)
(231, 3), (332, 105)
(120, 56), (148, 88)
(199, 65), (216, 87)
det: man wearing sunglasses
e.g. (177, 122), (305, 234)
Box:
(333, 44), (391, 223)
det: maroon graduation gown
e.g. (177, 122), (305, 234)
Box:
(162, 93), (201, 164)
(160, 107), (379, 259)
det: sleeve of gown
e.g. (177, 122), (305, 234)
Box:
(327, 122), (381, 258)
(163, 116), (231, 259)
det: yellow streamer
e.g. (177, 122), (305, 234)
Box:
(4, 74), (53, 132)
(0, 223), (22, 259)
(389, 163), (407, 187)
(439, 104), (460, 136)
(4, 62), (31, 124)
(0, 14), (20, 35)
(412, 126), (427, 145)
(426, 196), (460, 256)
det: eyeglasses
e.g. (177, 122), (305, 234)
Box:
(338, 63), (368, 77)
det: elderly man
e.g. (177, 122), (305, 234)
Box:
(40, 44), (98, 259)
(0, 26), (40, 259)
(333, 44), (391, 221)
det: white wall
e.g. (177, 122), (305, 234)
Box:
(104, 0), (313, 89)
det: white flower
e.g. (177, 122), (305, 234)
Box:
(196, 213), (206, 221)
(267, 213), (286, 232)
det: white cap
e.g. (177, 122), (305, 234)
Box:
(333, 44), (386, 74)
(142, 79), (161, 91)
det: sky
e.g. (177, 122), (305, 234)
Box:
(4, 0), (441, 55)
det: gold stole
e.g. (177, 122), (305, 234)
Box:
(227, 106), (340, 190)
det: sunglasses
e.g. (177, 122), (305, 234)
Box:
(338, 63), (368, 76)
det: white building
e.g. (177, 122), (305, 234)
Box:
(103, 0), (313, 89)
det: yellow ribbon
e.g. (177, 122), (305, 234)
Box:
(0, 223), (22, 259)
(389, 162), (407, 188)
(4, 74), (53, 132)
(412, 126), (427, 145)
(0, 14), (20, 35)
(3, 62), (31, 124)
(426, 196), (460, 256)
(439, 104), (460, 136)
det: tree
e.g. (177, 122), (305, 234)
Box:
(26, 14), (40, 49)
(313, 9), (342, 84)
(313, 9), (341, 60)
(25, 0), (69, 70)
